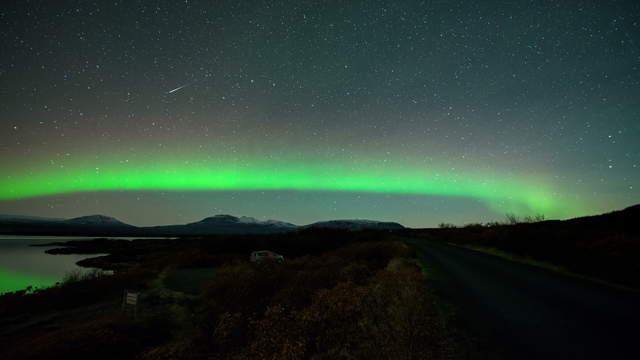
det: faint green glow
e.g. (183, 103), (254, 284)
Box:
(0, 268), (55, 294)
(0, 153), (581, 217)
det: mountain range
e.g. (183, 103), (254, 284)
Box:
(0, 214), (405, 236)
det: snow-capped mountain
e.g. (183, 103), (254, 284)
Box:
(189, 215), (297, 228)
(0, 213), (404, 236)
(141, 214), (298, 235)
(65, 215), (132, 226)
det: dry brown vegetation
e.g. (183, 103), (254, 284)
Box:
(0, 232), (456, 360)
(190, 241), (453, 360)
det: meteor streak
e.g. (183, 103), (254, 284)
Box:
(168, 84), (189, 94)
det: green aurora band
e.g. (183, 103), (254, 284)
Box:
(0, 154), (583, 217)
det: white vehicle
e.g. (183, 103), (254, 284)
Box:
(250, 250), (284, 263)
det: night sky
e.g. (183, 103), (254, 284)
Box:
(1, 0), (638, 227)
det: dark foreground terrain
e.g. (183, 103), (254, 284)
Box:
(1, 205), (639, 359)
(398, 204), (640, 359)
(406, 238), (640, 359)
(408, 205), (640, 289)
(0, 229), (455, 360)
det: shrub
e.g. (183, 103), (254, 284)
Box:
(504, 213), (519, 225)
(3, 315), (172, 360)
(2, 235), (452, 360)
(194, 241), (450, 359)
(62, 268), (107, 285)
(439, 222), (457, 228)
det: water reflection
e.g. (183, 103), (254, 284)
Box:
(0, 236), (110, 293)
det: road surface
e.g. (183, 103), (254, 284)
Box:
(405, 238), (640, 359)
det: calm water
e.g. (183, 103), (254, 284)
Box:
(0, 235), (118, 294)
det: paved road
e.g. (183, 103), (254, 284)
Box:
(405, 238), (640, 359)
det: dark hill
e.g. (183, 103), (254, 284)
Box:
(0, 214), (137, 236)
(0, 214), (404, 236)
(142, 215), (298, 235)
(406, 204), (640, 288)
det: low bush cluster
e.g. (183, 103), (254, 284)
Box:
(185, 241), (452, 360)
(1, 233), (454, 360)
(3, 315), (173, 360)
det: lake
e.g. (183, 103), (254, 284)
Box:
(0, 235), (128, 294)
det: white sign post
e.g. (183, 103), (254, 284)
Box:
(122, 290), (139, 319)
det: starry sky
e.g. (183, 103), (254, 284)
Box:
(0, 0), (638, 227)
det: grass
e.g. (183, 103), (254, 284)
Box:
(163, 267), (215, 295)
(61, 268), (108, 284)
(0, 231), (458, 360)
(191, 240), (455, 359)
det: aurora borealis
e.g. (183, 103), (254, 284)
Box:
(1, 0), (638, 227)
(0, 150), (569, 216)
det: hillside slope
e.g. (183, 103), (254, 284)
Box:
(405, 204), (640, 288)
